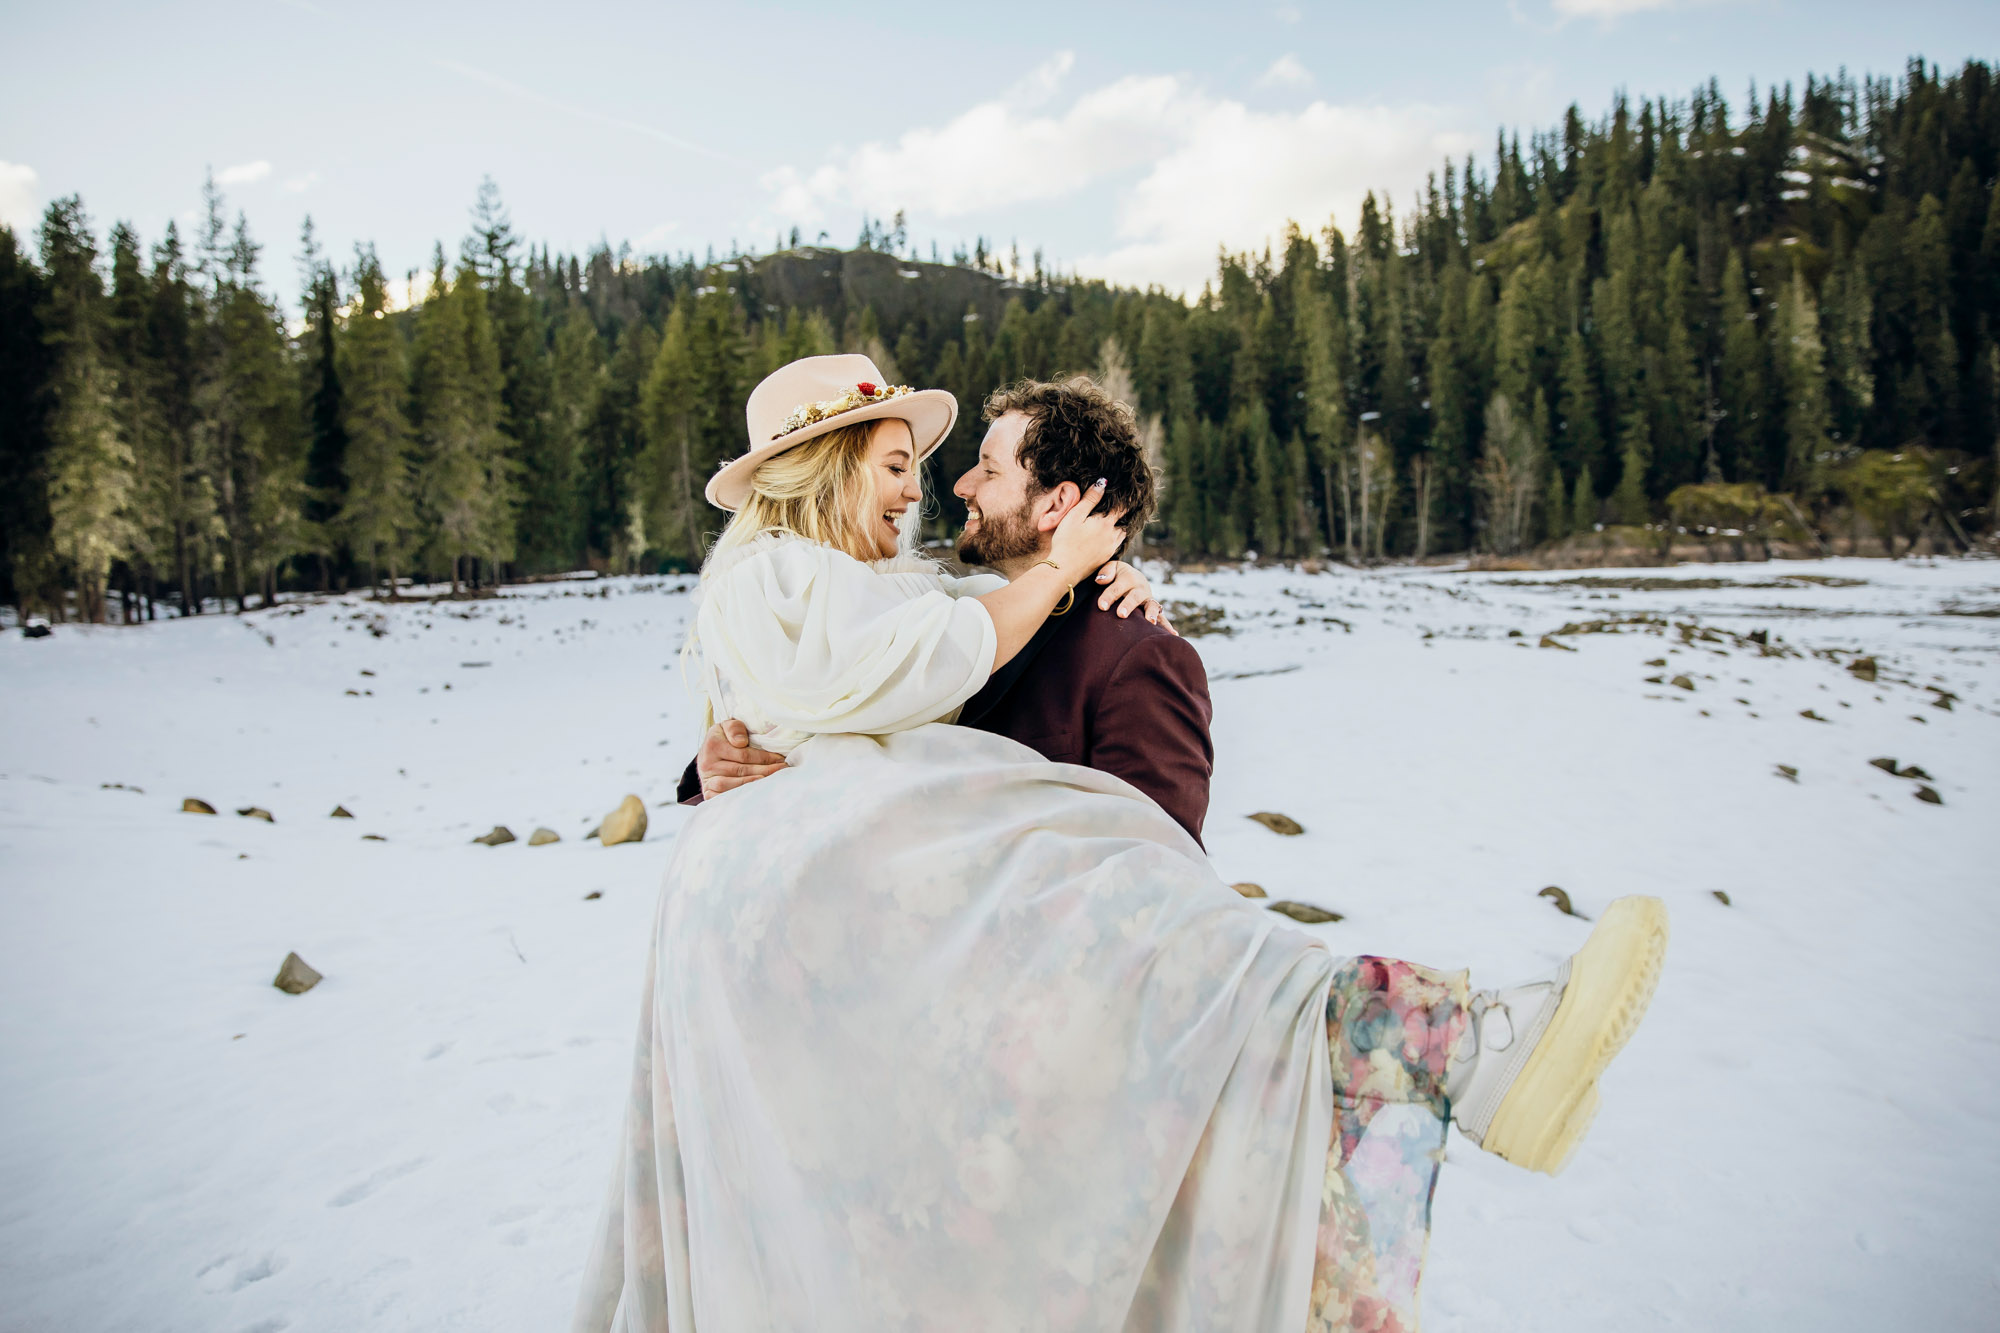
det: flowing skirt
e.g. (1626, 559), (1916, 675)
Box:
(573, 724), (1465, 1332)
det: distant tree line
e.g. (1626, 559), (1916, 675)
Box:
(2, 56), (1996, 621)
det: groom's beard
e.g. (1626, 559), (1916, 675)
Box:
(956, 499), (1042, 568)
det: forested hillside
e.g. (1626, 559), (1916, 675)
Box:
(2, 57), (1995, 620)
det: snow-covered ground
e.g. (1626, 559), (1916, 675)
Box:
(2, 556), (1995, 1332)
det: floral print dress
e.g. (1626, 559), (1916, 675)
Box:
(572, 535), (1465, 1332)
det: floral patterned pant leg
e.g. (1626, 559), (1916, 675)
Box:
(1307, 957), (1470, 1333)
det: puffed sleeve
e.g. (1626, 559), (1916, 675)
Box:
(696, 541), (997, 736)
(939, 570), (1009, 599)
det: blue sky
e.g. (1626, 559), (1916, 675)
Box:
(3, 0), (1993, 307)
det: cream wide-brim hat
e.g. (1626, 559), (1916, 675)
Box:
(705, 353), (959, 511)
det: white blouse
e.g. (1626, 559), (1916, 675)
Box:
(688, 534), (1003, 756)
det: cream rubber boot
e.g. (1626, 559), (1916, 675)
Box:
(1446, 895), (1669, 1175)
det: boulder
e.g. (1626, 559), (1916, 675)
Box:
(237, 806), (274, 822)
(1774, 764), (1799, 783)
(1538, 635), (1576, 651)
(182, 798), (217, 815)
(598, 795), (648, 847)
(1867, 757), (1899, 775)
(472, 825), (516, 846)
(1247, 811), (1304, 836)
(362, 833), (387, 842)
(1913, 785), (1944, 805)
(1847, 656), (1877, 682)
(1230, 882), (1267, 899)
(528, 827), (560, 846)
(1670, 675), (1695, 691)
(272, 952), (322, 995)
(1712, 890), (1733, 907)
(1267, 901), (1341, 924)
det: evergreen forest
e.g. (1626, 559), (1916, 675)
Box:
(3, 56), (1997, 621)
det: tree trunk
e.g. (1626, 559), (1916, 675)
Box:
(1321, 465), (1337, 554)
(176, 528), (196, 616)
(1338, 467), (1355, 564)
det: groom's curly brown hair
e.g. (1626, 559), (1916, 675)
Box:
(982, 376), (1158, 541)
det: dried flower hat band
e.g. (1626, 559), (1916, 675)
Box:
(772, 381), (915, 440)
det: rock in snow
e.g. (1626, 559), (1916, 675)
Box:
(236, 806), (274, 822)
(272, 952), (322, 994)
(180, 797), (216, 814)
(330, 804), (355, 818)
(1267, 900), (1341, 924)
(598, 795), (647, 846)
(1539, 885), (1588, 918)
(1247, 811), (1304, 836)
(472, 826), (516, 846)
(1230, 882), (1268, 898)
(528, 827), (560, 846)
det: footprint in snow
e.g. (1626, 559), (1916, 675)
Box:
(327, 1156), (429, 1208)
(197, 1250), (288, 1294)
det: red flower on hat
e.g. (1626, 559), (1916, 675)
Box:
(857, 381), (876, 396)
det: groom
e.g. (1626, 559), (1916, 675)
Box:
(678, 375), (1216, 844)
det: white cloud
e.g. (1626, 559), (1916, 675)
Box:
(1552, 0), (1677, 17)
(762, 65), (1469, 295)
(282, 171), (319, 194)
(1087, 100), (1472, 293)
(0, 161), (39, 236)
(763, 58), (1188, 224)
(1258, 54), (1312, 89)
(216, 160), (272, 186)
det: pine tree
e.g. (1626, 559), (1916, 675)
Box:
(0, 223), (56, 617)
(454, 256), (518, 578)
(337, 247), (416, 596)
(1652, 246), (1704, 492)
(206, 213), (306, 608)
(1556, 328), (1603, 490)
(1772, 266), (1832, 497)
(1718, 248), (1766, 482)
(297, 217), (348, 588)
(1571, 464), (1597, 533)
(1821, 247), (1875, 446)
(38, 197), (134, 622)
(105, 221), (169, 614)
(640, 301), (705, 565)
(1612, 427), (1651, 525)
(411, 250), (483, 591)
(1544, 465), (1570, 541)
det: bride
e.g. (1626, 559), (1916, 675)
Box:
(572, 357), (1667, 1333)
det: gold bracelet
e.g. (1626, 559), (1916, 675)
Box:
(1036, 559), (1074, 614)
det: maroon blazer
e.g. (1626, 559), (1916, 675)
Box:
(678, 600), (1216, 845)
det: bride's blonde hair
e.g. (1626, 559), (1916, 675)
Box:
(704, 419), (921, 571)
